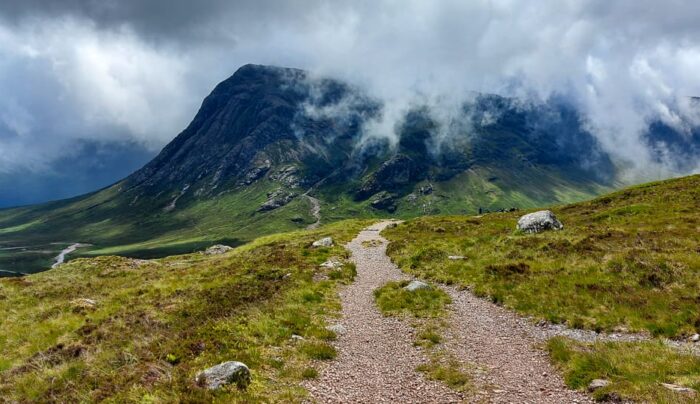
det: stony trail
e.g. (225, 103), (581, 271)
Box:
(304, 221), (461, 403)
(306, 221), (600, 403)
(442, 287), (593, 403)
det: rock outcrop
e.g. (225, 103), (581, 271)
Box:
(258, 188), (297, 212)
(357, 154), (419, 200)
(370, 192), (397, 212)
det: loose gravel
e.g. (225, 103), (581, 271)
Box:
(303, 221), (462, 403)
(442, 287), (593, 403)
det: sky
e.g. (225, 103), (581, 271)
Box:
(1, 0), (700, 207)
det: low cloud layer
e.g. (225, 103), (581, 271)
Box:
(1, 0), (700, 204)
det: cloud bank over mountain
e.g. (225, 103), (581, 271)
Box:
(1, 0), (700, 205)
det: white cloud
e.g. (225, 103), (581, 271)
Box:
(1, 0), (700, 179)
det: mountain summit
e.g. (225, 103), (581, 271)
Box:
(121, 64), (615, 213)
(0, 64), (630, 274)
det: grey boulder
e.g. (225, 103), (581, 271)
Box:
(404, 280), (431, 292)
(312, 237), (334, 247)
(517, 210), (564, 234)
(320, 258), (343, 269)
(195, 361), (251, 390)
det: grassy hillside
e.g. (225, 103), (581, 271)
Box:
(0, 219), (369, 402)
(383, 174), (700, 402)
(0, 162), (610, 276)
(384, 174), (700, 337)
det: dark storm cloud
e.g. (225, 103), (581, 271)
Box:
(1, 0), (700, 199)
(0, 0), (332, 44)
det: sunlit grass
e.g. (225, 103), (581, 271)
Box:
(383, 174), (700, 337)
(548, 337), (700, 403)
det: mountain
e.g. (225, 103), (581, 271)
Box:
(0, 64), (666, 275)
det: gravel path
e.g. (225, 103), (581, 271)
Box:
(304, 221), (462, 403)
(442, 287), (594, 403)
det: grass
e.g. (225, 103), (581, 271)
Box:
(0, 180), (319, 275)
(548, 337), (700, 403)
(0, 162), (609, 276)
(373, 280), (472, 392)
(416, 355), (472, 392)
(374, 281), (452, 318)
(383, 174), (700, 338)
(0, 219), (370, 402)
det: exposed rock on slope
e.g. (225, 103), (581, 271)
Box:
(517, 210), (564, 233)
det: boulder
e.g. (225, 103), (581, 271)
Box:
(312, 237), (334, 247)
(204, 244), (233, 255)
(195, 361), (251, 390)
(587, 379), (610, 392)
(404, 280), (431, 292)
(690, 333), (699, 342)
(516, 210), (564, 234)
(448, 255), (466, 260)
